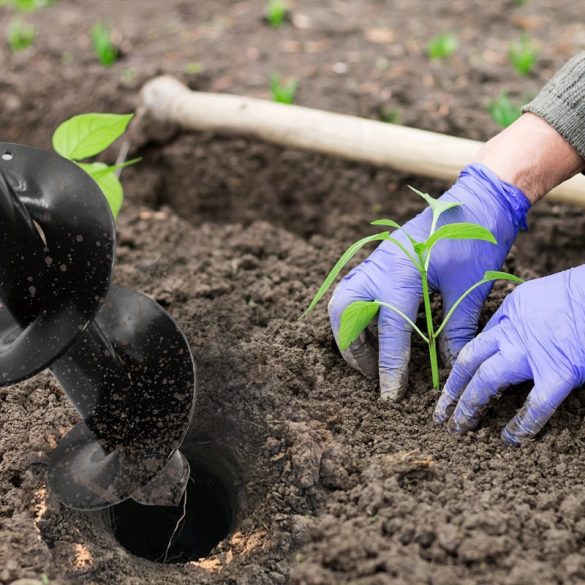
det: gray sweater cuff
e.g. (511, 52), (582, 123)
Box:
(522, 51), (585, 160)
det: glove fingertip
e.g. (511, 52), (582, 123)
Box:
(379, 368), (408, 401)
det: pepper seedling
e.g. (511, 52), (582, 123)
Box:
(91, 23), (118, 67)
(302, 186), (522, 390)
(52, 112), (140, 217)
(270, 73), (299, 104)
(426, 33), (458, 60)
(6, 17), (35, 51)
(488, 91), (522, 128)
(508, 34), (537, 76)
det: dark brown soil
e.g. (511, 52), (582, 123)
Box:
(2, 1), (585, 585)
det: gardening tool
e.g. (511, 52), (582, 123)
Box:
(0, 143), (195, 511)
(140, 76), (585, 207)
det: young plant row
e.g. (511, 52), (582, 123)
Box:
(2, 0), (119, 67)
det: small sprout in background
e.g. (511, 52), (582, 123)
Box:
(508, 34), (538, 75)
(91, 23), (118, 67)
(0, 0), (55, 11)
(302, 187), (522, 390)
(7, 17), (35, 52)
(378, 105), (401, 124)
(52, 113), (140, 218)
(61, 51), (73, 64)
(514, 0), (528, 5)
(488, 91), (522, 128)
(184, 61), (205, 75)
(270, 73), (298, 104)
(427, 33), (458, 60)
(265, 0), (288, 28)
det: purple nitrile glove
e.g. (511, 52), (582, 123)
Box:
(434, 266), (585, 445)
(328, 163), (530, 400)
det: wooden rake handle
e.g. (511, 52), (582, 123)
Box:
(141, 75), (585, 208)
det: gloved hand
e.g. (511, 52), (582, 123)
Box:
(328, 163), (530, 400)
(434, 266), (585, 445)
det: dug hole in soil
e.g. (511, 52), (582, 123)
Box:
(3, 1), (585, 584)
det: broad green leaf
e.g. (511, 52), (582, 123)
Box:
(426, 222), (497, 251)
(408, 185), (461, 218)
(52, 113), (133, 160)
(338, 301), (380, 350)
(78, 162), (123, 218)
(300, 231), (389, 318)
(483, 270), (523, 284)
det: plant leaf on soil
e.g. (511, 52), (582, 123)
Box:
(338, 300), (380, 350)
(300, 231), (390, 318)
(52, 113), (133, 161)
(425, 222), (497, 252)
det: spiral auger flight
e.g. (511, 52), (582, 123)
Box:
(0, 143), (196, 511)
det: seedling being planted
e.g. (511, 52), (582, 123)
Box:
(302, 187), (522, 390)
(427, 33), (458, 60)
(488, 91), (522, 128)
(265, 0), (288, 28)
(508, 35), (537, 76)
(270, 73), (298, 104)
(0, 141), (195, 511)
(6, 17), (35, 52)
(91, 23), (118, 67)
(52, 112), (140, 217)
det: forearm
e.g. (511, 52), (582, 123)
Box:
(476, 52), (585, 205)
(476, 112), (584, 204)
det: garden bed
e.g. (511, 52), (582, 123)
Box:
(2, 1), (585, 584)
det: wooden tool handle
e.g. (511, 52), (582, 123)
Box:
(141, 75), (585, 207)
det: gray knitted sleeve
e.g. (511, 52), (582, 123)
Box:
(523, 51), (585, 159)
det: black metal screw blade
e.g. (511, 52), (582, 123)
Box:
(0, 143), (196, 511)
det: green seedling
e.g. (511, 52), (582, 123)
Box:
(91, 23), (118, 67)
(0, 0), (55, 10)
(301, 186), (522, 390)
(508, 35), (537, 75)
(7, 17), (35, 51)
(52, 113), (140, 217)
(427, 33), (458, 60)
(488, 91), (522, 128)
(379, 105), (401, 124)
(265, 0), (287, 28)
(270, 73), (298, 104)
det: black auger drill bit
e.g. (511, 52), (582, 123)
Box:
(0, 143), (195, 511)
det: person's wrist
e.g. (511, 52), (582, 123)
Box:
(476, 113), (585, 204)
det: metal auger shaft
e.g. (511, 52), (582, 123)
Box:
(0, 143), (195, 511)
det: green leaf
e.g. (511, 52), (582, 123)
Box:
(78, 162), (123, 218)
(300, 231), (389, 318)
(435, 270), (523, 337)
(371, 218), (401, 230)
(52, 113), (133, 160)
(338, 301), (380, 350)
(407, 185), (460, 218)
(483, 270), (523, 284)
(426, 222), (497, 251)
(413, 242), (427, 258)
(371, 218), (417, 247)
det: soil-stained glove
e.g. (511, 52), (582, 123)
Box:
(328, 164), (530, 400)
(434, 266), (585, 445)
